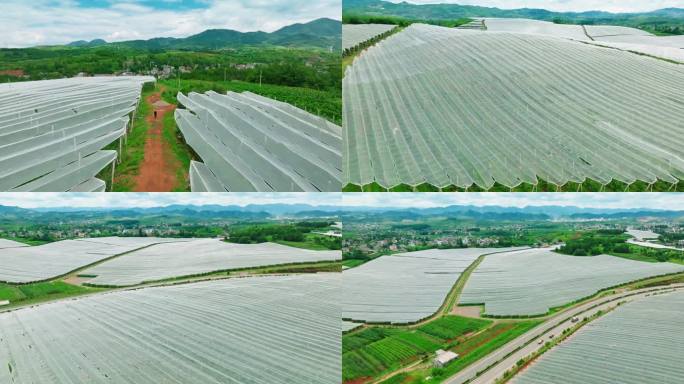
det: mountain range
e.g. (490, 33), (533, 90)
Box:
(2, 204), (682, 220)
(343, 0), (684, 32)
(66, 18), (341, 51)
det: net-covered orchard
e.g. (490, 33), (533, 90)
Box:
(343, 24), (397, 54)
(343, 24), (684, 191)
(511, 290), (684, 384)
(0, 274), (341, 384)
(176, 91), (342, 191)
(0, 76), (154, 191)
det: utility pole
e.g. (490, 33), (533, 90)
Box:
(259, 69), (262, 88)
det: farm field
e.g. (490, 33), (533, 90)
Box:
(625, 228), (660, 241)
(342, 247), (526, 323)
(0, 274), (341, 384)
(176, 90), (342, 192)
(460, 247), (684, 316)
(81, 238), (342, 286)
(0, 76), (154, 191)
(343, 24), (396, 51)
(511, 290), (684, 384)
(0, 237), (188, 283)
(343, 24), (684, 191)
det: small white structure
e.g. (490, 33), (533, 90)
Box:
(433, 349), (459, 368)
(0, 300), (9, 306)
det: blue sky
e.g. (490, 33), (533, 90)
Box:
(1, 193), (683, 210)
(0, 0), (340, 48)
(387, 0), (684, 12)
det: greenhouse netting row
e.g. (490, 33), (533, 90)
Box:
(176, 90), (342, 192)
(343, 24), (684, 190)
(0, 76), (155, 191)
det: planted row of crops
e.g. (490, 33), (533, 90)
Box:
(176, 91), (342, 191)
(0, 76), (154, 191)
(82, 238), (342, 286)
(342, 24), (397, 52)
(460, 248), (684, 316)
(0, 237), (187, 283)
(342, 247), (524, 323)
(343, 316), (491, 382)
(512, 290), (684, 384)
(0, 274), (341, 384)
(343, 24), (684, 190)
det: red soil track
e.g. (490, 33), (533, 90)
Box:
(133, 89), (179, 191)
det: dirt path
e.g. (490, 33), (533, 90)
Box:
(133, 88), (180, 191)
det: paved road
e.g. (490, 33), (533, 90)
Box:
(445, 283), (684, 384)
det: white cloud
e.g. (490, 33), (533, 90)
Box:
(384, 0), (684, 13)
(0, 0), (341, 48)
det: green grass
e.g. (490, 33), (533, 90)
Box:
(160, 79), (341, 125)
(418, 316), (492, 340)
(161, 109), (192, 192)
(0, 281), (100, 308)
(342, 316), (496, 382)
(343, 259), (367, 268)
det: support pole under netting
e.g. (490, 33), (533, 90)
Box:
(110, 161), (116, 192)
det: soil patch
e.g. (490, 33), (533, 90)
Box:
(452, 305), (484, 318)
(133, 87), (180, 191)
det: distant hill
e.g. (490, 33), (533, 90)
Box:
(343, 0), (684, 35)
(67, 18), (341, 51)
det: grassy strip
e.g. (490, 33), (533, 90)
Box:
(84, 260), (342, 288)
(0, 281), (103, 310)
(160, 110), (192, 191)
(343, 259), (367, 269)
(442, 255), (485, 316)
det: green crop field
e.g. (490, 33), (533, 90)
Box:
(342, 316), (493, 382)
(0, 281), (99, 308)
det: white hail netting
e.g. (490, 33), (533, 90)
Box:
(0, 274), (341, 384)
(342, 247), (527, 323)
(0, 76), (155, 191)
(0, 237), (189, 283)
(511, 291), (684, 384)
(460, 247), (684, 316)
(343, 24), (396, 51)
(343, 24), (684, 189)
(175, 91), (342, 192)
(81, 238), (342, 286)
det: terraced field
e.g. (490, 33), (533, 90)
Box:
(343, 24), (684, 190)
(342, 247), (525, 323)
(176, 91), (342, 192)
(0, 76), (154, 191)
(460, 248), (684, 316)
(82, 238), (342, 286)
(0, 237), (188, 283)
(511, 290), (684, 384)
(0, 274), (340, 383)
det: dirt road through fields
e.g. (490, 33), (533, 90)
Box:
(133, 88), (179, 191)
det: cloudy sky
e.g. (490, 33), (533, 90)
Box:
(0, 0), (340, 48)
(1, 193), (683, 210)
(386, 0), (683, 13)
